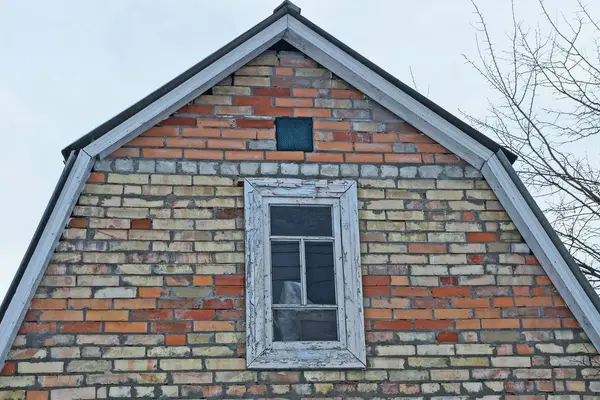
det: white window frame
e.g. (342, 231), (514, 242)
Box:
(244, 178), (366, 369)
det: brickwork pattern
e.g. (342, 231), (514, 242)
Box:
(0, 50), (599, 399)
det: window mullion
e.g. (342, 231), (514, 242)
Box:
(299, 238), (307, 306)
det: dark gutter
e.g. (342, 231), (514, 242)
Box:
(496, 149), (600, 312)
(0, 151), (78, 319)
(61, 2), (517, 164)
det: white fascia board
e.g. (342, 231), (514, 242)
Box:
(83, 16), (289, 160)
(0, 150), (94, 366)
(482, 154), (600, 351)
(284, 16), (493, 169)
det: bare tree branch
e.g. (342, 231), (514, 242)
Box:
(464, 0), (600, 288)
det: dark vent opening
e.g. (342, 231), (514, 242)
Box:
(275, 117), (313, 152)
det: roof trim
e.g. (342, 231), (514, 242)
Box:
(482, 150), (600, 349)
(0, 150), (93, 365)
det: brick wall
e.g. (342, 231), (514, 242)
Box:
(1, 49), (599, 399)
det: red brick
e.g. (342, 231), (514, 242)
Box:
(166, 138), (206, 148)
(139, 288), (163, 298)
(345, 153), (383, 163)
(236, 119), (274, 129)
(452, 298), (490, 308)
(372, 133), (399, 142)
(313, 120), (352, 131)
(456, 319), (481, 329)
(60, 322), (101, 333)
(373, 320), (412, 330)
(521, 318), (561, 329)
(255, 107), (292, 117)
(215, 286), (244, 296)
(216, 310), (244, 320)
(165, 335), (187, 346)
(131, 310), (173, 321)
(363, 286), (390, 297)
(493, 297), (515, 307)
(294, 108), (331, 117)
(364, 309), (392, 319)
(437, 332), (459, 343)
(215, 275), (245, 286)
(331, 89), (363, 98)
(412, 298), (452, 309)
(105, 322), (147, 333)
(265, 151), (305, 161)
(206, 139), (247, 150)
(87, 172), (105, 183)
(174, 310), (215, 320)
(481, 319), (520, 329)
(253, 88), (290, 96)
(161, 116), (196, 126)
(467, 232), (498, 242)
(69, 299), (112, 310)
(1, 362), (15, 375)
(179, 104), (212, 114)
(393, 288), (432, 297)
(434, 309), (473, 319)
(19, 323), (56, 334)
(543, 307), (572, 317)
(150, 322), (191, 332)
(114, 299), (156, 309)
(131, 218), (152, 229)
(414, 320), (452, 330)
(396, 132), (432, 142)
(515, 297), (553, 307)
(305, 153), (344, 162)
(181, 127), (221, 137)
(68, 217), (87, 228)
(197, 118), (235, 128)
(517, 344), (534, 354)
(184, 150), (224, 160)
(157, 299), (197, 309)
(293, 88), (320, 97)
(85, 310), (129, 321)
(26, 391), (48, 400)
(275, 98), (313, 107)
(354, 143), (392, 153)
(221, 129), (257, 139)
(314, 141), (353, 152)
(275, 67), (293, 75)
(439, 276), (458, 286)
(31, 299), (67, 310)
(433, 287), (470, 297)
(363, 276), (390, 286)
(225, 151), (264, 161)
(393, 309), (432, 319)
(142, 148), (182, 158)
(408, 243), (446, 253)
(203, 299), (234, 309)
(234, 97), (272, 107)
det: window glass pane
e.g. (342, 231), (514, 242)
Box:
(271, 241), (301, 305)
(305, 242), (336, 305)
(270, 206), (332, 237)
(273, 309), (338, 341)
(275, 117), (314, 152)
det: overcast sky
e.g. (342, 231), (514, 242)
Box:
(0, 0), (597, 302)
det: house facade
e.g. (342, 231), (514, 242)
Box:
(0, 2), (599, 399)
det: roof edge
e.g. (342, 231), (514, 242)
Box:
(61, 4), (516, 164)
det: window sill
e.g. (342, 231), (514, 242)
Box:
(247, 348), (366, 370)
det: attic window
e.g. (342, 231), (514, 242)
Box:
(275, 117), (313, 152)
(244, 178), (366, 369)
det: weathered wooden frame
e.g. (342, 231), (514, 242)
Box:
(244, 178), (366, 369)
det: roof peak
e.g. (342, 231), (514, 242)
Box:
(273, 0), (301, 15)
